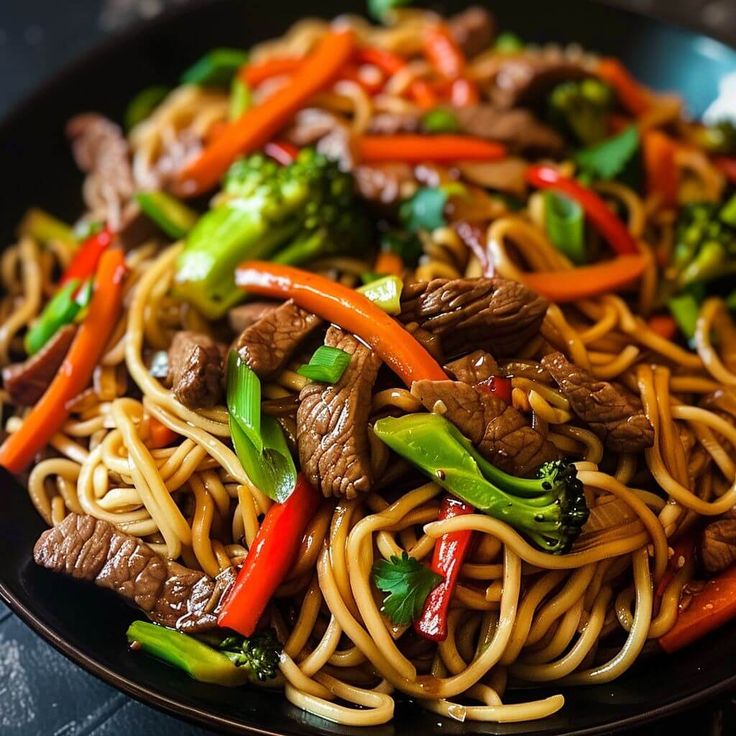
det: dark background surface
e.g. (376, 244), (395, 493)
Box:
(0, 0), (735, 734)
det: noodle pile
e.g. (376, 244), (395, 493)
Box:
(3, 8), (736, 727)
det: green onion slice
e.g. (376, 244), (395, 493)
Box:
(544, 191), (586, 265)
(297, 346), (351, 384)
(357, 274), (404, 315)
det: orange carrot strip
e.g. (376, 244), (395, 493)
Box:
(643, 130), (679, 208)
(178, 29), (356, 196)
(146, 417), (179, 450)
(423, 24), (465, 79)
(358, 134), (506, 163)
(521, 255), (647, 303)
(239, 57), (300, 87)
(0, 250), (126, 473)
(235, 262), (446, 386)
(597, 58), (652, 117)
(374, 250), (404, 277)
(647, 314), (678, 341)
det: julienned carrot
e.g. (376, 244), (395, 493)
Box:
(408, 80), (439, 109)
(450, 77), (479, 107)
(374, 250), (405, 277)
(659, 564), (736, 653)
(0, 249), (126, 474)
(235, 262), (446, 386)
(146, 417), (179, 449)
(359, 135), (506, 163)
(526, 165), (639, 256)
(643, 130), (679, 208)
(423, 24), (465, 79)
(239, 57), (300, 87)
(596, 58), (652, 117)
(521, 255), (647, 302)
(178, 29), (356, 196)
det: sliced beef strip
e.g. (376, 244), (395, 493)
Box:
(399, 277), (548, 358)
(540, 351), (654, 453)
(488, 53), (590, 109)
(411, 379), (559, 477)
(228, 301), (278, 335)
(447, 6), (495, 57)
(453, 106), (564, 155)
(3, 325), (77, 406)
(234, 300), (321, 379)
(167, 331), (226, 409)
(297, 327), (382, 499)
(702, 509), (736, 574)
(67, 114), (136, 231)
(444, 350), (499, 385)
(457, 158), (528, 196)
(353, 163), (416, 206)
(33, 513), (235, 632)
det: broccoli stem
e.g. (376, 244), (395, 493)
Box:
(126, 621), (250, 686)
(373, 412), (588, 553)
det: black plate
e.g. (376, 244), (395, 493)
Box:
(1, 1), (735, 734)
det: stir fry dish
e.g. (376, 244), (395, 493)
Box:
(4, 2), (736, 727)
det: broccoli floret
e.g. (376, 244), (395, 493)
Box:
(693, 120), (736, 156)
(373, 413), (589, 553)
(127, 621), (280, 686)
(548, 78), (614, 146)
(670, 202), (736, 287)
(174, 148), (368, 318)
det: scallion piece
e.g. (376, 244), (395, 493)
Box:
(720, 193), (736, 228)
(24, 279), (82, 355)
(136, 191), (199, 240)
(227, 351), (262, 453)
(421, 109), (459, 133)
(544, 191), (586, 264)
(124, 86), (170, 131)
(494, 32), (524, 53)
(18, 208), (75, 246)
(668, 292), (701, 341)
(227, 351), (297, 502)
(181, 48), (248, 88)
(229, 78), (251, 121)
(357, 274), (404, 315)
(297, 346), (351, 384)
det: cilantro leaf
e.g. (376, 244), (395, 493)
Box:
(574, 126), (640, 182)
(373, 552), (442, 626)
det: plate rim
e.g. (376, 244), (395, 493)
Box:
(0, 0), (735, 734)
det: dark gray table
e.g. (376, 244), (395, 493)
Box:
(1, 1), (735, 734)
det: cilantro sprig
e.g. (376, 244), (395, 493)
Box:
(373, 552), (442, 627)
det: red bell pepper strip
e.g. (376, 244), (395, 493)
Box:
(450, 77), (479, 107)
(422, 24), (465, 79)
(659, 563), (736, 653)
(356, 47), (406, 75)
(643, 130), (679, 208)
(408, 79), (439, 109)
(522, 254), (647, 302)
(235, 262), (447, 386)
(59, 227), (114, 286)
(714, 156), (736, 184)
(178, 29), (356, 196)
(0, 249), (126, 473)
(476, 375), (513, 404)
(596, 58), (652, 117)
(647, 314), (678, 341)
(263, 140), (299, 165)
(414, 497), (474, 642)
(359, 135), (506, 163)
(218, 474), (321, 636)
(526, 165), (638, 256)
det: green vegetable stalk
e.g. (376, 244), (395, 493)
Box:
(357, 274), (404, 315)
(544, 191), (586, 264)
(374, 413), (589, 553)
(126, 621), (280, 686)
(174, 149), (368, 319)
